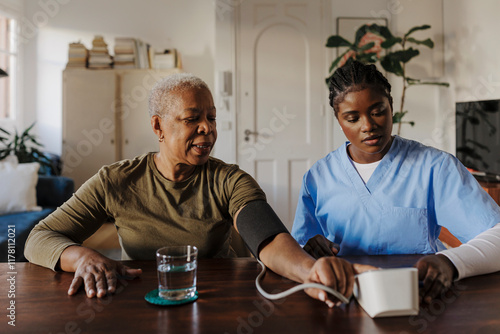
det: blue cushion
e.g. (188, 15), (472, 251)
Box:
(0, 175), (75, 262)
(0, 208), (55, 262)
(37, 176), (74, 207)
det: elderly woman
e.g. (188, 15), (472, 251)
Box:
(25, 73), (363, 307)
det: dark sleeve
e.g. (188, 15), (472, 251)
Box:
(236, 200), (289, 259)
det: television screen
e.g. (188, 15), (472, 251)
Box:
(456, 99), (500, 181)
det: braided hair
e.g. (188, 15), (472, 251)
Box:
(328, 60), (392, 118)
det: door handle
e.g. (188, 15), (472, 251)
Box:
(244, 129), (259, 141)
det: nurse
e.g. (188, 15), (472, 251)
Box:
(291, 60), (500, 303)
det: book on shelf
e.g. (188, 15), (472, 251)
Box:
(65, 36), (181, 71)
(152, 49), (179, 70)
(113, 37), (151, 69)
(88, 35), (112, 69)
(114, 37), (137, 69)
(66, 42), (88, 68)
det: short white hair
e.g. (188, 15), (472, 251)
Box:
(148, 73), (210, 118)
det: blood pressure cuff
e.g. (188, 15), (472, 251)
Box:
(236, 200), (289, 259)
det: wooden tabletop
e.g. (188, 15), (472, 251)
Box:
(1, 255), (499, 333)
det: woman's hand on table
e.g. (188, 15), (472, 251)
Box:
(304, 256), (378, 307)
(66, 247), (142, 298)
(415, 254), (458, 304)
(303, 235), (340, 259)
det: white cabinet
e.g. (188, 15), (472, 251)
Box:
(62, 68), (181, 189)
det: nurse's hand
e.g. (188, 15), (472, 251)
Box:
(304, 257), (378, 307)
(415, 254), (458, 304)
(303, 235), (340, 259)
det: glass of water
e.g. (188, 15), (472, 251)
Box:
(156, 245), (198, 301)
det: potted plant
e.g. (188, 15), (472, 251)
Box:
(325, 24), (449, 135)
(0, 122), (60, 175)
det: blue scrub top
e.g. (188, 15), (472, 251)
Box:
(291, 136), (500, 255)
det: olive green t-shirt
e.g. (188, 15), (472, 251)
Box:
(25, 154), (266, 270)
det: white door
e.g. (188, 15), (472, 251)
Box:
(236, 0), (330, 230)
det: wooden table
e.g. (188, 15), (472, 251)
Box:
(1, 256), (499, 333)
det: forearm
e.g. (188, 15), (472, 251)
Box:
(438, 223), (500, 280)
(234, 201), (315, 283)
(259, 233), (316, 283)
(24, 224), (79, 270)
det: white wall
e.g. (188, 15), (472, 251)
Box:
(22, 0), (215, 155)
(442, 0), (500, 154)
(18, 0), (500, 159)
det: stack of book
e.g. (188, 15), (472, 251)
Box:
(66, 42), (88, 68)
(152, 49), (180, 70)
(65, 36), (181, 71)
(114, 37), (137, 69)
(88, 35), (113, 69)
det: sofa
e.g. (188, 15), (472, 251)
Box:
(0, 175), (74, 262)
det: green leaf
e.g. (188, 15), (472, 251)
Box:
(326, 35), (352, 48)
(404, 25), (431, 38)
(406, 77), (421, 84)
(408, 81), (450, 87)
(406, 37), (434, 48)
(408, 121), (415, 127)
(380, 49), (419, 75)
(389, 48), (420, 63)
(354, 25), (372, 45)
(0, 127), (10, 135)
(392, 111), (408, 123)
(365, 24), (396, 40)
(356, 52), (378, 63)
(381, 37), (402, 49)
(28, 135), (44, 147)
(358, 42), (375, 52)
(381, 56), (404, 76)
(21, 122), (36, 137)
(0, 123), (50, 167)
(363, 24), (403, 48)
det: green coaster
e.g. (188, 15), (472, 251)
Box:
(145, 289), (198, 306)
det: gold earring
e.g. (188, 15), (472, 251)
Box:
(159, 136), (164, 142)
